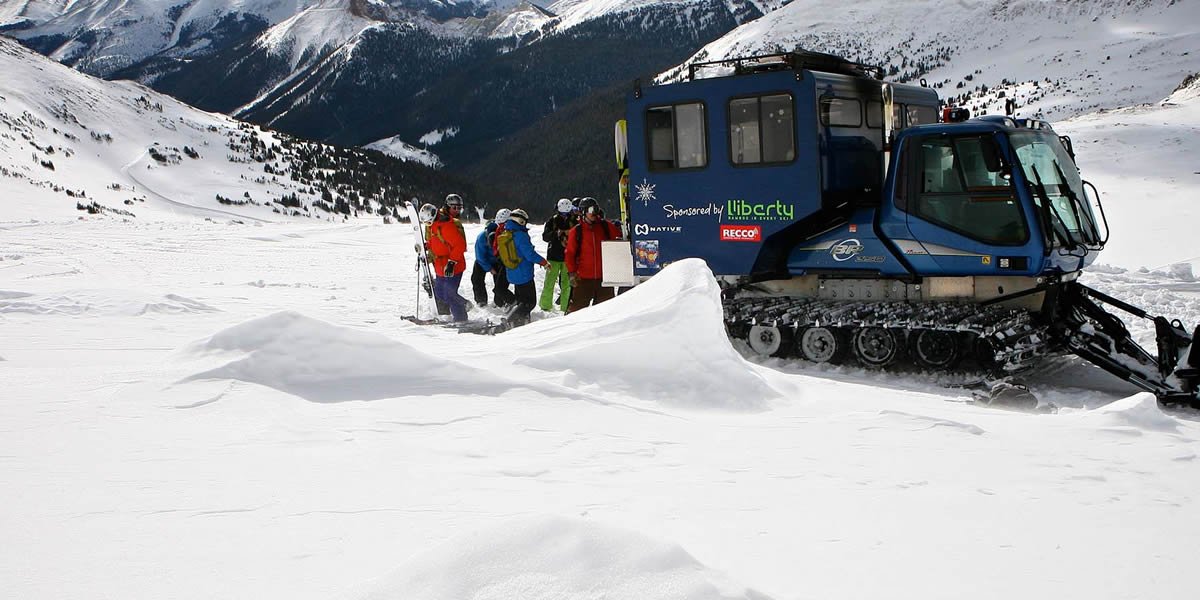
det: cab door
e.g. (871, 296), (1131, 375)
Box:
(897, 133), (1043, 276)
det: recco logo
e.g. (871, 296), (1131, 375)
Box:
(719, 225), (762, 242)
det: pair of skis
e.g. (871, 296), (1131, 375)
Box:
(405, 199), (438, 319)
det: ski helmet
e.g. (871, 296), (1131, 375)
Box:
(418, 203), (437, 224)
(509, 208), (529, 225)
(444, 193), (464, 208)
(556, 198), (573, 214)
(579, 197), (600, 217)
(495, 208), (511, 223)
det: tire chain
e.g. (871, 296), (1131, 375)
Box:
(724, 296), (1053, 373)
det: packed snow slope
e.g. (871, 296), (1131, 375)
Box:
(3, 215), (1200, 599)
(0, 37), (443, 222)
(668, 0), (1199, 121)
(1056, 72), (1200, 270)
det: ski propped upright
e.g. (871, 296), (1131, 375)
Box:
(405, 199), (437, 318)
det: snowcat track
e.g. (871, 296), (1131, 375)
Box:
(723, 296), (1053, 374)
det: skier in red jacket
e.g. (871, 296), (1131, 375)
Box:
(564, 197), (622, 314)
(427, 193), (469, 322)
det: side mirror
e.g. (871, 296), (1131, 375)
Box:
(980, 136), (1004, 173)
(1059, 135), (1076, 160)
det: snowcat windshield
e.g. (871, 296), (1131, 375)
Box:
(1009, 132), (1102, 249)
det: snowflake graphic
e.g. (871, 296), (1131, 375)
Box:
(635, 179), (657, 206)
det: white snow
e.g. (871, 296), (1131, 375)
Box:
(3, 215), (1199, 599)
(4, 3), (1200, 599)
(0, 37), (387, 222)
(418, 125), (460, 146)
(351, 515), (770, 600)
(364, 134), (443, 168)
(665, 0), (1199, 121)
(255, 0), (376, 71)
(1057, 75), (1200, 270)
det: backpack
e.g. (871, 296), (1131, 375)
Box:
(496, 228), (522, 269)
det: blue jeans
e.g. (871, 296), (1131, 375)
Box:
(434, 274), (468, 322)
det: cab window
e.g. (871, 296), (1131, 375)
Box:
(914, 135), (1028, 245)
(907, 105), (937, 127)
(647, 102), (707, 170)
(819, 97), (862, 127)
(729, 93), (795, 165)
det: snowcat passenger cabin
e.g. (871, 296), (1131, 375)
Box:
(620, 51), (939, 281)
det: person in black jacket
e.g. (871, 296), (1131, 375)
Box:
(539, 198), (578, 312)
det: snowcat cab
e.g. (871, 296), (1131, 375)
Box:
(612, 50), (1199, 407)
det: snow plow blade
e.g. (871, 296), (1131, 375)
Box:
(1052, 283), (1200, 408)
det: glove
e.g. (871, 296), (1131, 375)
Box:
(569, 273), (579, 287)
(539, 260), (549, 268)
(443, 260), (457, 277)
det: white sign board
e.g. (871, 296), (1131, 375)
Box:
(601, 240), (636, 288)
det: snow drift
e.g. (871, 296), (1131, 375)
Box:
(352, 515), (772, 600)
(181, 311), (537, 402)
(0, 289), (217, 316)
(501, 259), (785, 410)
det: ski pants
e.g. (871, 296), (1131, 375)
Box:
(567, 278), (614, 314)
(508, 281), (536, 327)
(471, 262), (513, 307)
(538, 260), (571, 312)
(434, 274), (468, 322)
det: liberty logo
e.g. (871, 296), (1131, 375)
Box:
(726, 199), (794, 221)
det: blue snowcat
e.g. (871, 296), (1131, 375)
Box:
(612, 50), (1199, 406)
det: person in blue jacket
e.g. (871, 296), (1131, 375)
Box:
(503, 208), (547, 327)
(471, 208), (514, 308)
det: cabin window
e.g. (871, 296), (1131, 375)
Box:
(866, 101), (912, 129)
(914, 135), (1028, 245)
(867, 101), (884, 128)
(646, 102), (708, 170)
(819, 97), (862, 127)
(729, 93), (795, 165)
(907, 105), (937, 127)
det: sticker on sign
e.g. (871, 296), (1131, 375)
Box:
(719, 225), (762, 242)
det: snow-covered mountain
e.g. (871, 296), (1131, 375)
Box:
(666, 0), (1200, 121)
(0, 37), (460, 222)
(4, 0), (767, 162)
(7, 0), (1198, 180)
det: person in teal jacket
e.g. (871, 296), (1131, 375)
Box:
(503, 208), (546, 327)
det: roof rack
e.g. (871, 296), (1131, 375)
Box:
(687, 50), (885, 82)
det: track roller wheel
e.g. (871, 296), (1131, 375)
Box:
(910, 329), (961, 370)
(797, 326), (849, 364)
(853, 327), (903, 368)
(747, 324), (793, 357)
(973, 335), (1001, 372)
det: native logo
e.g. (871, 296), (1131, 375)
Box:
(831, 239), (864, 262)
(635, 179), (657, 206)
(720, 225), (762, 242)
(634, 223), (682, 236)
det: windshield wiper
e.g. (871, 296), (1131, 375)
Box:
(1030, 165), (1076, 251)
(1052, 160), (1100, 246)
